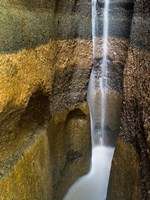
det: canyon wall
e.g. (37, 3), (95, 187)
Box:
(0, 1), (92, 199)
(0, 0), (149, 199)
(107, 0), (150, 200)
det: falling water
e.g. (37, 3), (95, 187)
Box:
(63, 146), (114, 200)
(63, 0), (115, 199)
(90, 0), (110, 145)
(100, 0), (109, 141)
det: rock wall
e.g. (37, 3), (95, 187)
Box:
(0, 128), (52, 200)
(48, 104), (91, 200)
(107, 0), (150, 200)
(0, 1), (93, 199)
(0, 0), (149, 199)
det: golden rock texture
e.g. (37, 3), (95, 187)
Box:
(0, 102), (90, 200)
(0, 128), (52, 200)
(48, 103), (91, 200)
(0, 35), (129, 199)
(0, 39), (91, 142)
(0, 20), (93, 199)
(0, 1), (146, 199)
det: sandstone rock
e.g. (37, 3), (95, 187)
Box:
(0, 0), (147, 199)
(0, 128), (52, 200)
(107, 139), (142, 200)
(0, 103), (91, 200)
(108, 0), (150, 199)
(48, 103), (91, 200)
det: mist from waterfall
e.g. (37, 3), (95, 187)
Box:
(63, 0), (115, 199)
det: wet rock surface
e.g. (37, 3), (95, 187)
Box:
(90, 37), (129, 93)
(89, 90), (122, 146)
(96, 0), (134, 38)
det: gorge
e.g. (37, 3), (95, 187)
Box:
(0, 0), (149, 200)
(64, 0), (117, 199)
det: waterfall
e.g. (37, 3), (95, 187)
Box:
(89, 0), (110, 146)
(64, 0), (115, 199)
(100, 0), (109, 142)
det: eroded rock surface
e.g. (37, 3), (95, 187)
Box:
(0, 129), (52, 200)
(48, 104), (91, 200)
(0, 0), (149, 199)
(107, 139), (142, 200)
(108, 0), (150, 199)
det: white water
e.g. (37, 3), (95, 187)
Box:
(100, 0), (110, 141)
(64, 0), (114, 199)
(63, 147), (114, 200)
(88, 0), (110, 146)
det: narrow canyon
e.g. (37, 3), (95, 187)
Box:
(0, 0), (149, 200)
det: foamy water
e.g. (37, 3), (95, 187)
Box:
(63, 146), (114, 200)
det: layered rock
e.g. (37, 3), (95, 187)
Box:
(0, 38), (92, 198)
(0, 102), (90, 200)
(0, 129), (52, 200)
(48, 104), (91, 200)
(0, 0), (149, 199)
(0, 1), (93, 199)
(108, 140), (142, 200)
(107, 0), (150, 199)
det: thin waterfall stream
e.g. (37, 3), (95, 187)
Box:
(63, 0), (116, 199)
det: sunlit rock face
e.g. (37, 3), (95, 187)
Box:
(108, 0), (150, 200)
